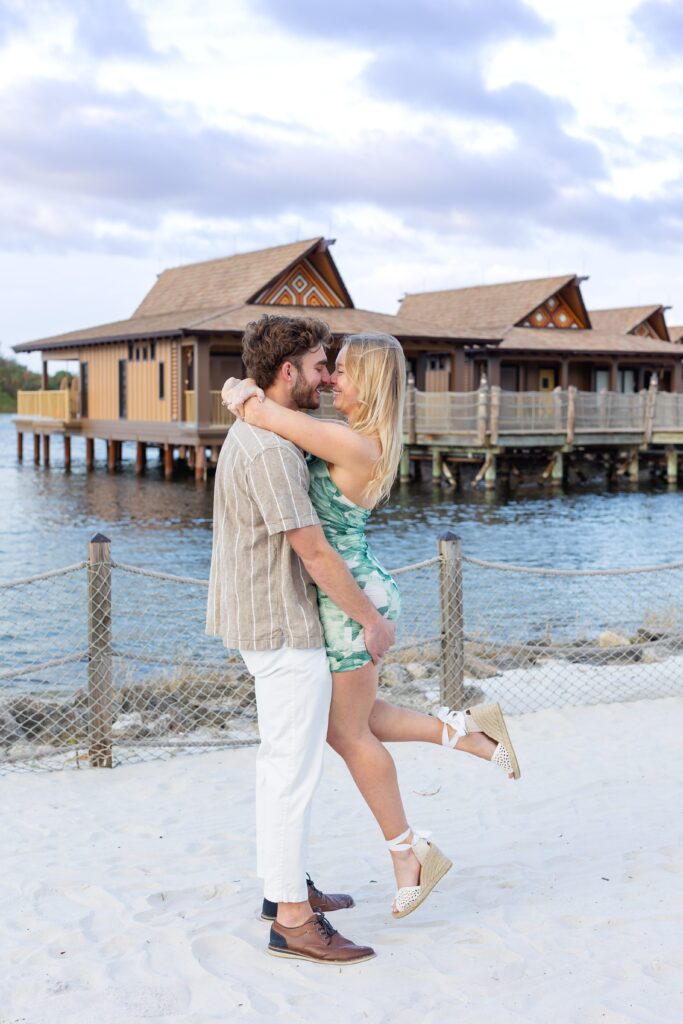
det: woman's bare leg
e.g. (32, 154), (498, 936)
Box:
(326, 663), (421, 901)
(369, 697), (498, 761)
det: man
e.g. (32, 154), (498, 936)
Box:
(206, 314), (395, 965)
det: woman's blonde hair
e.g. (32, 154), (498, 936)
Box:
(341, 332), (406, 506)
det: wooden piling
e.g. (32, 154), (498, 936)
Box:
(86, 437), (94, 471)
(438, 532), (465, 710)
(63, 434), (71, 468)
(195, 444), (206, 481)
(431, 448), (442, 481)
(399, 450), (411, 482)
(87, 533), (113, 768)
(666, 448), (678, 484)
(163, 444), (173, 480)
(628, 450), (639, 484)
(33, 434), (40, 465)
(107, 440), (116, 472)
(551, 452), (563, 486)
(135, 442), (146, 476)
(17, 432), (23, 462)
(484, 454), (497, 490)
(42, 433), (50, 466)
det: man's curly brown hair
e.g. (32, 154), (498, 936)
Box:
(241, 314), (331, 390)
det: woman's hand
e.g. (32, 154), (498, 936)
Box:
(221, 377), (265, 419)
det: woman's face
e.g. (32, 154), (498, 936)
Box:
(330, 346), (361, 416)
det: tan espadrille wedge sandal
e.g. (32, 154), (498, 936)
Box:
(436, 702), (521, 779)
(387, 827), (453, 919)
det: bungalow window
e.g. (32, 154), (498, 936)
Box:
(135, 347), (140, 361)
(159, 361), (165, 400)
(618, 369), (636, 394)
(150, 342), (156, 360)
(128, 343), (134, 361)
(595, 369), (609, 392)
(142, 346), (148, 361)
(118, 360), (127, 418)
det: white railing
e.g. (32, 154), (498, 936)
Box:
(653, 393), (683, 431)
(184, 385), (683, 442)
(574, 391), (647, 433)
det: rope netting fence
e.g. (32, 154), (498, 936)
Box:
(1, 533), (682, 772)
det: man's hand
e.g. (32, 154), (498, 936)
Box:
(364, 614), (396, 665)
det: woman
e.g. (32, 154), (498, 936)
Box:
(222, 332), (520, 918)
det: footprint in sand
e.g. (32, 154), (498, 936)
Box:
(134, 882), (243, 923)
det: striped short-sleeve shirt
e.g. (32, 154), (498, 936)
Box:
(205, 420), (324, 651)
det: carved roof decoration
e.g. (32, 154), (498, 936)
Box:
(589, 305), (670, 341)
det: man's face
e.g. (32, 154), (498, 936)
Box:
(289, 344), (331, 410)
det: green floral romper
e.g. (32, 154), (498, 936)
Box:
(307, 456), (401, 673)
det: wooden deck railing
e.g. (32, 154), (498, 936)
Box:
(183, 391), (235, 425)
(185, 384), (683, 445)
(17, 390), (74, 420)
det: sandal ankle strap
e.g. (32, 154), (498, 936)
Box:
(436, 707), (468, 748)
(386, 826), (431, 852)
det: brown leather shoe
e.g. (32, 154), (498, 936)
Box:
(268, 911), (376, 965)
(260, 874), (355, 921)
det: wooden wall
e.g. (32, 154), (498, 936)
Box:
(127, 340), (173, 421)
(70, 340), (176, 422)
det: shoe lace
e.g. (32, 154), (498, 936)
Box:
(306, 873), (323, 900)
(313, 912), (337, 944)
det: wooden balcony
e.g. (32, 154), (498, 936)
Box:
(182, 384), (682, 450)
(183, 391), (235, 426)
(16, 389), (78, 421)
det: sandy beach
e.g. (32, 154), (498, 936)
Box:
(3, 696), (682, 1024)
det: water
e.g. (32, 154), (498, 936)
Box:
(3, 415), (683, 578)
(3, 414), (683, 689)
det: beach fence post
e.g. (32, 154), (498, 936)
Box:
(438, 532), (465, 709)
(87, 533), (114, 768)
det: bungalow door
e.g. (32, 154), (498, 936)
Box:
(539, 368), (556, 391)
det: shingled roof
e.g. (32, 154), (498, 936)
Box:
(493, 327), (682, 356)
(399, 275), (588, 332)
(13, 302), (462, 354)
(589, 305), (670, 340)
(133, 237), (349, 316)
(669, 325), (683, 344)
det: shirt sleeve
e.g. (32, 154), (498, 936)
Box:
(247, 445), (320, 536)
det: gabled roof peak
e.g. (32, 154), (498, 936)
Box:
(400, 273), (588, 333)
(133, 237), (352, 317)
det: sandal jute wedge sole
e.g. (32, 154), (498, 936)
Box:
(392, 837), (453, 920)
(466, 702), (521, 780)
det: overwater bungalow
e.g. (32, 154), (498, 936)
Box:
(12, 238), (456, 477)
(11, 240), (683, 486)
(399, 278), (683, 394)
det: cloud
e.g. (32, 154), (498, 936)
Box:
(631, 0), (683, 56)
(0, 60), (682, 258)
(257, 0), (605, 212)
(71, 0), (156, 59)
(255, 0), (548, 50)
(0, 0), (156, 59)
(0, 1), (21, 44)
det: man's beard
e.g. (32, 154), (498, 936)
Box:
(291, 374), (321, 410)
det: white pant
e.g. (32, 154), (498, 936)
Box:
(240, 646), (332, 904)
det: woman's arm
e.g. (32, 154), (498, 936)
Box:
(221, 377), (377, 469)
(246, 397), (377, 469)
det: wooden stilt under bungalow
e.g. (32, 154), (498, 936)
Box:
(10, 239), (683, 490)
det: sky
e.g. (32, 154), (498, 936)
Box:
(2, 0), (683, 372)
